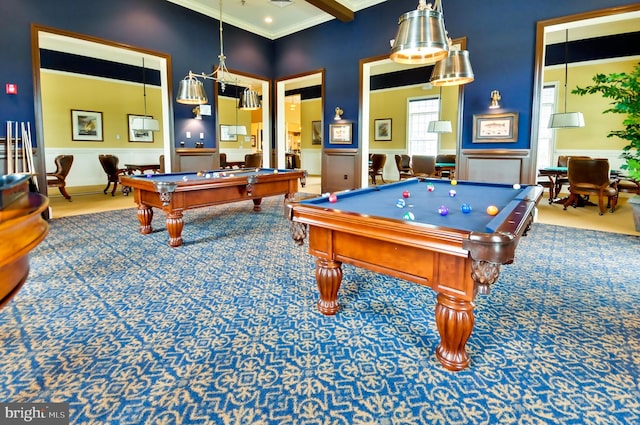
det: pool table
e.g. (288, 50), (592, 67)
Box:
(286, 178), (542, 371)
(121, 168), (306, 247)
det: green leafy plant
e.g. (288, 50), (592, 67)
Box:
(572, 62), (640, 180)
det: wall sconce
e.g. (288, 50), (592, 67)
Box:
(489, 90), (501, 109)
(334, 107), (344, 120)
(192, 106), (202, 120)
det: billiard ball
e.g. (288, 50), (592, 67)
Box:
(274, 169), (279, 174)
(396, 198), (406, 208)
(328, 194), (338, 203)
(449, 189), (456, 197)
(402, 190), (410, 198)
(438, 205), (449, 216)
(182, 176), (188, 181)
(197, 170), (204, 177)
(427, 183), (435, 192)
(146, 174), (153, 178)
(205, 173), (211, 178)
(513, 184), (521, 189)
(451, 179), (458, 186)
(486, 205), (499, 216)
(461, 203), (472, 214)
(403, 211), (415, 221)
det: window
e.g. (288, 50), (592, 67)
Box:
(537, 84), (558, 170)
(407, 97), (439, 156)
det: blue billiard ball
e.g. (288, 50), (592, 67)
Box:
(438, 205), (449, 216)
(461, 203), (472, 214)
(396, 198), (406, 208)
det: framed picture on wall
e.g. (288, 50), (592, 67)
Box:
(312, 121), (322, 145)
(374, 118), (392, 141)
(220, 125), (236, 141)
(329, 123), (352, 144)
(128, 114), (154, 142)
(472, 112), (518, 142)
(71, 110), (103, 141)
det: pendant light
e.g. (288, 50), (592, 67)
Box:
(427, 87), (452, 133)
(131, 58), (160, 132)
(549, 29), (585, 128)
(390, 0), (449, 65)
(430, 49), (474, 86)
(238, 87), (261, 110)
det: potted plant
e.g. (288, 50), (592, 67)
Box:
(573, 63), (640, 230)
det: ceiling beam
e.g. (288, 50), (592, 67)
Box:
(305, 0), (354, 22)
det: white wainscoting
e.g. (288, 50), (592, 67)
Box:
(45, 148), (164, 188)
(221, 148), (257, 164)
(553, 150), (626, 170)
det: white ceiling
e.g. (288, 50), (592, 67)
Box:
(165, 0), (387, 40)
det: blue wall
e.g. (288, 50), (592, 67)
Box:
(1, 0), (637, 151)
(0, 0), (272, 148)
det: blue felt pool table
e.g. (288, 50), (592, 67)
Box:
(121, 168), (306, 247)
(286, 177), (543, 371)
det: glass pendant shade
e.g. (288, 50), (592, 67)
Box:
(549, 112), (585, 128)
(427, 120), (452, 133)
(177, 78), (208, 105)
(239, 89), (261, 110)
(131, 117), (160, 131)
(390, 8), (449, 64)
(430, 50), (474, 86)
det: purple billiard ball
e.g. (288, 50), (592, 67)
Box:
(461, 203), (472, 214)
(438, 205), (449, 216)
(146, 173), (153, 178)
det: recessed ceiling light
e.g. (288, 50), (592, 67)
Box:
(265, 17), (273, 24)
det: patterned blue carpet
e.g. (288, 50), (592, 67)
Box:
(0, 196), (639, 424)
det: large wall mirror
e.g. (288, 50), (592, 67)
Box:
(275, 70), (324, 176)
(530, 5), (640, 182)
(215, 70), (270, 167)
(360, 38), (466, 186)
(32, 25), (173, 195)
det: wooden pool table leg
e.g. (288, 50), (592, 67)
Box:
(252, 198), (263, 211)
(137, 205), (153, 235)
(165, 211), (184, 247)
(435, 293), (475, 371)
(315, 258), (343, 315)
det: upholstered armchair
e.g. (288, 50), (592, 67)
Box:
(46, 154), (74, 201)
(98, 154), (127, 196)
(394, 154), (413, 180)
(411, 155), (437, 177)
(563, 158), (618, 215)
(369, 153), (387, 184)
(244, 153), (263, 168)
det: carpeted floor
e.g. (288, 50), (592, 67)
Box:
(1, 195), (639, 424)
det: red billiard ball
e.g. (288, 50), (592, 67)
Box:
(328, 194), (338, 203)
(402, 190), (410, 198)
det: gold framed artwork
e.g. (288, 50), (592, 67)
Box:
(329, 123), (352, 144)
(127, 114), (154, 142)
(312, 121), (322, 145)
(472, 112), (518, 142)
(71, 110), (103, 141)
(374, 118), (392, 141)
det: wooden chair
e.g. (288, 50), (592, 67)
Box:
(555, 155), (591, 196)
(244, 153), (263, 168)
(394, 154), (413, 180)
(369, 153), (387, 184)
(563, 158), (618, 215)
(98, 154), (127, 196)
(159, 154), (165, 173)
(46, 154), (74, 201)
(219, 153), (228, 169)
(411, 155), (437, 177)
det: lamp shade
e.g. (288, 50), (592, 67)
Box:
(548, 112), (585, 128)
(131, 117), (160, 132)
(390, 8), (449, 64)
(239, 89), (261, 110)
(427, 120), (452, 133)
(430, 50), (475, 86)
(177, 78), (208, 105)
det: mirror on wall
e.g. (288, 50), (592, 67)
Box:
(33, 26), (173, 196)
(360, 38), (466, 186)
(215, 70), (270, 167)
(530, 5), (640, 180)
(275, 70), (324, 176)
